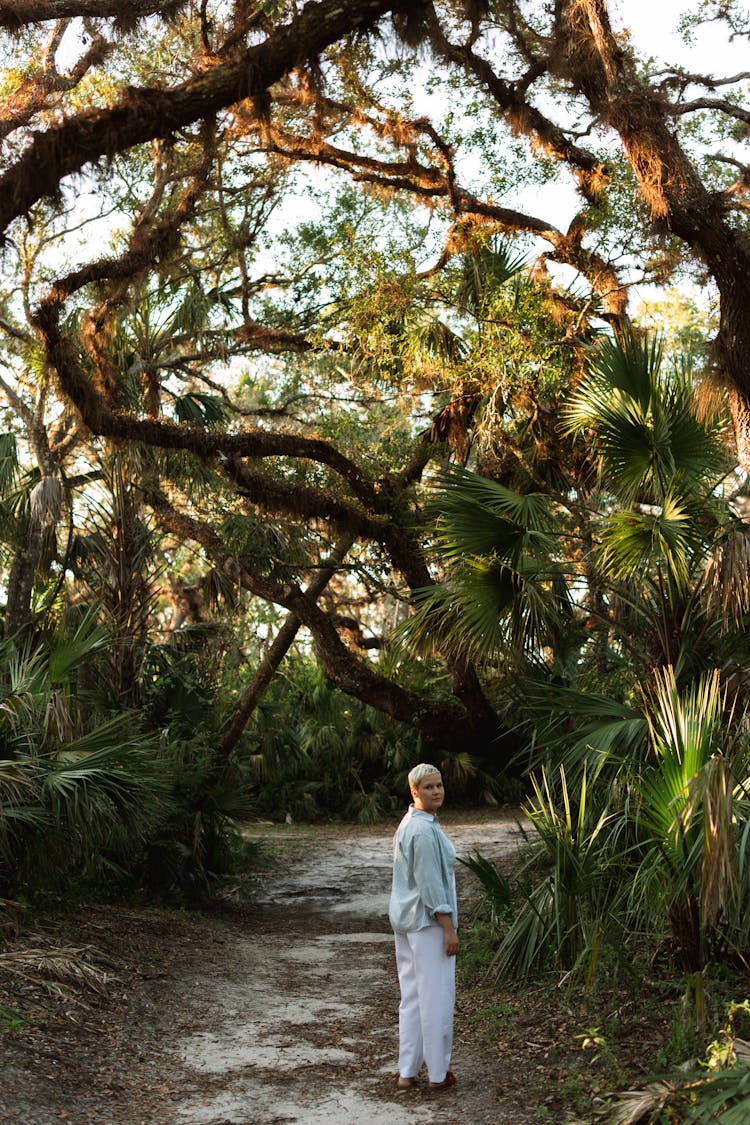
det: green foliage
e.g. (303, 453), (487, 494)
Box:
(142, 740), (257, 905)
(393, 333), (750, 1004)
(143, 631), (221, 737)
(565, 333), (726, 505)
(490, 764), (631, 984)
(173, 391), (230, 429)
(398, 466), (571, 665)
(69, 460), (162, 707)
(471, 668), (750, 994)
(455, 239), (530, 316)
(0, 1005), (26, 1032)
(459, 851), (512, 930)
(242, 654), (498, 822)
(0, 614), (167, 895)
(245, 656), (419, 823)
(633, 669), (749, 972)
(0, 613), (259, 905)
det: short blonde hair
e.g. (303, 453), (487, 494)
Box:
(408, 763), (441, 789)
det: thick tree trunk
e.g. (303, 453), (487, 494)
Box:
(558, 0), (750, 470)
(729, 389), (750, 478)
(4, 516), (43, 641)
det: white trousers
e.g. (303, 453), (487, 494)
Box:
(394, 926), (455, 1084)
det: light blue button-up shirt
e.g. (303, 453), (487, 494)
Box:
(389, 806), (458, 933)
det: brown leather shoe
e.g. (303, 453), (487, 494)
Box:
(429, 1071), (456, 1090)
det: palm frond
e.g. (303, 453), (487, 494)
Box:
(427, 465), (554, 533)
(564, 332), (725, 506)
(46, 608), (111, 685)
(0, 946), (112, 993)
(173, 391), (230, 429)
(411, 316), (467, 362)
(397, 553), (566, 664)
(597, 493), (697, 587)
(456, 238), (530, 311)
(40, 722), (165, 856)
(512, 679), (648, 778)
(603, 1080), (681, 1125)
(460, 852), (512, 928)
(494, 765), (632, 982)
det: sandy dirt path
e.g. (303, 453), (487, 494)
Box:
(165, 815), (530, 1125)
(2, 814), (542, 1125)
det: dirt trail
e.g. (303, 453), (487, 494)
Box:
(2, 815), (539, 1125)
(167, 816), (529, 1125)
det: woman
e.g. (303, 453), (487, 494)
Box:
(389, 763), (458, 1091)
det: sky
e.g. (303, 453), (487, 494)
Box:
(611, 0), (747, 70)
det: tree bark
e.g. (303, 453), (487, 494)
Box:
(0, 0), (418, 234)
(4, 515), (43, 642)
(217, 534), (354, 761)
(0, 0), (183, 25)
(556, 0), (750, 468)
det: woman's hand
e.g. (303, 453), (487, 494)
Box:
(435, 913), (459, 956)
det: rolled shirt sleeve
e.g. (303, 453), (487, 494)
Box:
(389, 807), (458, 933)
(411, 831), (453, 919)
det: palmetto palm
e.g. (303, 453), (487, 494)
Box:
(455, 238), (531, 317)
(398, 465), (572, 665)
(564, 332), (728, 594)
(632, 668), (750, 972)
(510, 332), (741, 769)
(491, 762), (632, 983)
(483, 667), (750, 985)
(0, 618), (165, 894)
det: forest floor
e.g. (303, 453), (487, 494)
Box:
(1, 811), (645, 1125)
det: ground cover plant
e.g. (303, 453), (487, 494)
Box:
(459, 663), (750, 1121)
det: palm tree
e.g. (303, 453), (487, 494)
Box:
(397, 465), (573, 666)
(411, 333), (750, 987)
(409, 332), (741, 726)
(69, 454), (161, 708)
(0, 619), (165, 896)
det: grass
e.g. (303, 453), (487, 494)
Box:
(0, 1004), (27, 1031)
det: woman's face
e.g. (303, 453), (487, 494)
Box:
(411, 772), (445, 814)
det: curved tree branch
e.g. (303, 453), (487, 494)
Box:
(217, 532), (356, 760)
(144, 483), (493, 751)
(668, 96), (750, 126)
(0, 0), (186, 28)
(32, 290), (381, 508)
(0, 0), (418, 234)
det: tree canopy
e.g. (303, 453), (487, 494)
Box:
(0, 0), (748, 764)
